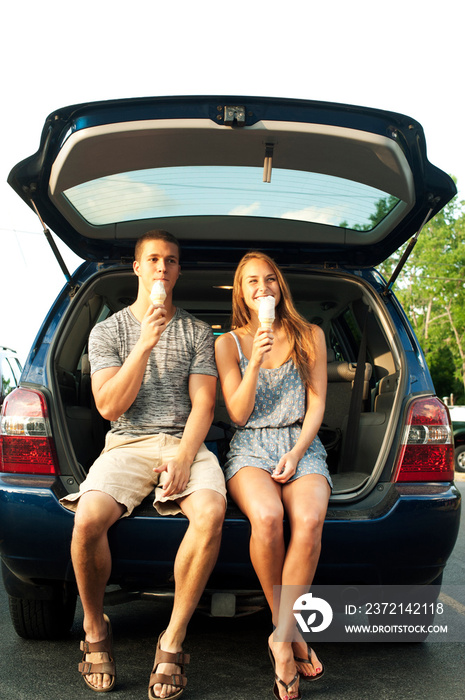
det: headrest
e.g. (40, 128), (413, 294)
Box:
(327, 361), (372, 383)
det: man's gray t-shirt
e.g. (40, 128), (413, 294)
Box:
(88, 306), (217, 437)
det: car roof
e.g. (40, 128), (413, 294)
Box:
(8, 95), (456, 266)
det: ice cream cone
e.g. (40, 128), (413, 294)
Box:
(150, 280), (166, 305)
(258, 296), (275, 330)
(260, 318), (274, 331)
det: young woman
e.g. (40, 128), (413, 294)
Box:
(215, 252), (332, 700)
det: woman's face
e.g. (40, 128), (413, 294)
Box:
(240, 258), (281, 315)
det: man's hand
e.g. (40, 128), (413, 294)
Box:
(140, 303), (167, 351)
(153, 456), (191, 497)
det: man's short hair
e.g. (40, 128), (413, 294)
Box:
(134, 230), (181, 262)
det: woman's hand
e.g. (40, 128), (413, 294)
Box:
(272, 451), (299, 483)
(250, 328), (274, 367)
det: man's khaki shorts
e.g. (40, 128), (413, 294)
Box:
(60, 432), (227, 517)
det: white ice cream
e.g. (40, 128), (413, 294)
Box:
(258, 295), (275, 330)
(150, 280), (166, 305)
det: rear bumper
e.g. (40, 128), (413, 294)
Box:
(0, 475), (461, 597)
(319, 483), (461, 584)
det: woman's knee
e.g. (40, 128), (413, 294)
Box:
(250, 503), (284, 542)
(292, 510), (325, 547)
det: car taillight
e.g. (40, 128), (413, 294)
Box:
(394, 396), (454, 482)
(0, 388), (60, 475)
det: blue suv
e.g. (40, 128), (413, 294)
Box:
(1, 96), (461, 639)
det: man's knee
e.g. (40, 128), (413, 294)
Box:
(73, 491), (124, 539)
(184, 490), (226, 535)
(200, 494), (226, 534)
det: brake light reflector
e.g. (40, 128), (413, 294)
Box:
(0, 388), (60, 475)
(394, 397), (454, 482)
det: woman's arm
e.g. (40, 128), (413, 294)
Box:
(215, 329), (272, 426)
(272, 325), (327, 482)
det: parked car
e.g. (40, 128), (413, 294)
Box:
(1, 96), (461, 640)
(0, 346), (22, 408)
(449, 405), (465, 472)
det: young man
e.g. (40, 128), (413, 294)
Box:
(61, 230), (226, 699)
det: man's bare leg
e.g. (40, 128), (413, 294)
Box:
(150, 489), (225, 699)
(71, 491), (125, 691)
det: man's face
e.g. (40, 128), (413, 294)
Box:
(133, 239), (181, 300)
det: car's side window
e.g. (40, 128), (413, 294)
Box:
(329, 309), (359, 362)
(1, 358), (18, 398)
(10, 357), (22, 383)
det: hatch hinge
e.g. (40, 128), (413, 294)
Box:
(382, 202), (437, 297)
(29, 199), (79, 297)
(223, 105), (246, 126)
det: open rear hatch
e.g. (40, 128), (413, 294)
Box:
(8, 95), (456, 267)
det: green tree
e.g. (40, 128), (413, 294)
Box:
(340, 194), (399, 231)
(378, 190), (465, 402)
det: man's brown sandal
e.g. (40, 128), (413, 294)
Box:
(148, 630), (190, 700)
(79, 614), (116, 693)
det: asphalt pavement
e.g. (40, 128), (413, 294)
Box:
(1, 481), (464, 700)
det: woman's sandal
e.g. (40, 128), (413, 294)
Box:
(78, 614), (116, 693)
(273, 673), (302, 700)
(148, 630), (190, 700)
(268, 645), (301, 700)
(294, 646), (325, 682)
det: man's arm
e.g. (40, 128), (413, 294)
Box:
(154, 373), (217, 497)
(92, 304), (167, 421)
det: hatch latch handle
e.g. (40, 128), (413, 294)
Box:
(223, 105), (246, 126)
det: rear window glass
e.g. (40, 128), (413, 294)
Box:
(64, 166), (400, 231)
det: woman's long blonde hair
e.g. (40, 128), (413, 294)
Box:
(231, 251), (317, 389)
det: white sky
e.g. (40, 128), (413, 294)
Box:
(1, 0), (464, 361)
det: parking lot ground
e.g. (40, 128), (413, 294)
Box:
(1, 589), (465, 700)
(1, 480), (464, 699)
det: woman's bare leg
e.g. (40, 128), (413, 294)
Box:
(228, 469), (300, 699)
(277, 474), (330, 678)
(227, 468), (285, 608)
